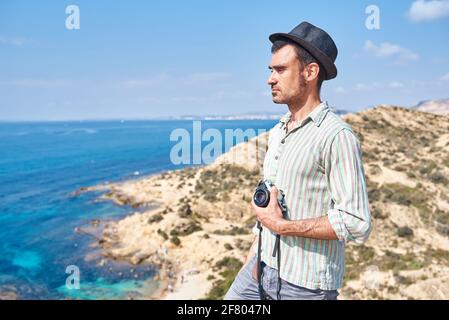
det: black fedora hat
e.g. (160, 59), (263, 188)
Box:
(269, 21), (338, 80)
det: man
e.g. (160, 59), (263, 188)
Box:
(224, 22), (372, 300)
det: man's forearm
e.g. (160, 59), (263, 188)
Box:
(278, 216), (339, 240)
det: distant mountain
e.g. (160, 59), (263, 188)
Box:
(413, 99), (449, 116)
(162, 108), (349, 120)
(165, 112), (282, 121)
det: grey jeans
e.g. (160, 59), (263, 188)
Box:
(224, 255), (339, 300)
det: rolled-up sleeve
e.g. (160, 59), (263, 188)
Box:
(325, 129), (372, 244)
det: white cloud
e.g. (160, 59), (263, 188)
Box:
(0, 36), (33, 46)
(442, 72), (449, 80)
(335, 86), (346, 94)
(0, 79), (65, 87)
(355, 83), (375, 91)
(120, 72), (231, 88)
(181, 72), (231, 85)
(354, 82), (406, 91)
(407, 0), (449, 22)
(120, 74), (170, 87)
(262, 90), (272, 97)
(388, 81), (405, 88)
(364, 40), (420, 62)
(170, 90), (227, 103)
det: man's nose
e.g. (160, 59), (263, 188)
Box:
(267, 73), (277, 86)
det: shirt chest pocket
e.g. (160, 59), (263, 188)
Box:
(280, 141), (324, 181)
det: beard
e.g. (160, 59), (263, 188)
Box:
(272, 74), (308, 104)
(297, 73), (308, 94)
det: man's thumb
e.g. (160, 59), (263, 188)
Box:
(269, 187), (279, 205)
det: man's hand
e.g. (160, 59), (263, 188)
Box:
(251, 187), (339, 240)
(251, 187), (286, 234)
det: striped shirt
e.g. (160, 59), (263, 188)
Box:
(252, 101), (372, 290)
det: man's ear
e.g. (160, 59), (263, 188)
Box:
(305, 63), (320, 82)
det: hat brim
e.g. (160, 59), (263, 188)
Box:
(269, 33), (337, 80)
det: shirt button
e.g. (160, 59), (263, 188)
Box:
(275, 156), (279, 160)
(281, 139), (285, 144)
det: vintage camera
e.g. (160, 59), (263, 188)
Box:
(253, 180), (273, 208)
(253, 180), (288, 260)
(253, 180), (288, 215)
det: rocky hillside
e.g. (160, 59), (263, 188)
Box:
(340, 105), (449, 299)
(85, 105), (449, 300)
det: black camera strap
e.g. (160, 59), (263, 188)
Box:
(255, 184), (288, 300)
(273, 234), (282, 300)
(256, 221), (265, 300)
(257, 217), (285, 299)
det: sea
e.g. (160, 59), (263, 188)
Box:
(0, 119), (277, 299)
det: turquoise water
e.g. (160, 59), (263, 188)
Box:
(0, 120), (276, 299)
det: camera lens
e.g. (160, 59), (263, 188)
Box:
(254, 190), (269, 207)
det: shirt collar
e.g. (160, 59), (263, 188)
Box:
(279, 101), (330, 128)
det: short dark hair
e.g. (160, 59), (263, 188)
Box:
(271, 38), (325, 93)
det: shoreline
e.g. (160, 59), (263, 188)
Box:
(77, 134), (267, 299)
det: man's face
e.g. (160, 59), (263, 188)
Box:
(267, 44), (307, 105)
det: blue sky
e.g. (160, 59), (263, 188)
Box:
(1, 0), (449, 120)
